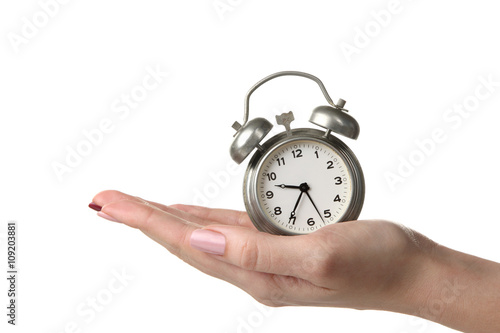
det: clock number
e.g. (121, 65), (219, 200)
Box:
(334, 195), (341, 202)
(327, 161), (334, 169)
(334, 176), (342, 185)
(277, 157), (285, 166)
(324, 209), (332, 218)
(314, 151), (319, 159)
(266, 191), (274, 199)
(289, 216), (296, 225)
(292, 149), (303, 158)
(266, 172), (277, 181)
(274, 207), (282, 215)
(307, 218), (315, 226)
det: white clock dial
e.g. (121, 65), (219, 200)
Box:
(255, 139), (353, 234)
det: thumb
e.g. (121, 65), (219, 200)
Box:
(189, 225), (312, 277)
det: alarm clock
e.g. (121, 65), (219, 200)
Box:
(230, 71), (365, 235)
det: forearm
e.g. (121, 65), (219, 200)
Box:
(409, 244), (500, 332)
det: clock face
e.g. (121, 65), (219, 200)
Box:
(254, 138), (354, 234)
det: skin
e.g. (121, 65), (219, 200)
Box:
(92, 190), (500, 333)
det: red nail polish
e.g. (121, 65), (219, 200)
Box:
(88, 202), (102, 212)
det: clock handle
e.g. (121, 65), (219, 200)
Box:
(231, 71), (347, 135)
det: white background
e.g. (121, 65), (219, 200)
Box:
(1, 0), (499, 332)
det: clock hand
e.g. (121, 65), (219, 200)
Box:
(289, 191), (304, 223)
(304, 190), (326, 224)
(275, 184), (301, 189)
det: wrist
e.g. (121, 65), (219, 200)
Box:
(399, 240), (500, 332)
(408, 244), (468, 324)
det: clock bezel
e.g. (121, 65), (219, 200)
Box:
(243, 128), (365, 235)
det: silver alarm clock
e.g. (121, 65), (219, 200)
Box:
(230, 71), (365, 235)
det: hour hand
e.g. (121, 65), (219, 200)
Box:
(275, 184), (301, 189)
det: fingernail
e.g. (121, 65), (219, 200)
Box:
(97, 211), (121, 223)
(190, 229), (226, 255)
(89, 202), (102, 212)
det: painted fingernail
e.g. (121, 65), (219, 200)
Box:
(190, 229), (226, 255)
(88, 202), (102, 212)
(97, 211), (121, 223)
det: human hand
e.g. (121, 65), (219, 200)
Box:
(89, 190), (500, 333)
(89, 190), (435, 312)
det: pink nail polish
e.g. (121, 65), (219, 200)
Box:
(97, 211), (121, 223)
(89, 202), (102, 211)
(190, 229), (226, 255)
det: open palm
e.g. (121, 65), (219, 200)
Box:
(90, 190), (434, 312)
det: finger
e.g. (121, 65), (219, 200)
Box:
(98, 198), (240, 279)
(92, 190), (216, 227)
(95, 198), (293, 303)
(100, 199), (204, 249)
(91, 189), (130, 206)
(171, 204), (255, 228)
(92, 189), (178, 213)
(191, 224), (315, 278)
(188, 225), (344, 305)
